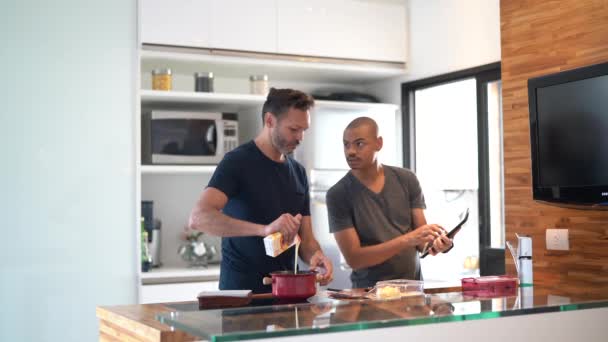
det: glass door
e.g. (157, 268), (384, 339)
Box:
(478, 73), (505, 276)
(402, 63), (503, 281)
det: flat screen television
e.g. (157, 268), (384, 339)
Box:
(528, 61), (608, 208)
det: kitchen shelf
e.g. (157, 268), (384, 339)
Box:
(140, 165), (217, 175)
(141, 265), (221, 285)
(141, 46), (406, 84)
(141, 90), (399, 112)
(141, 89), (264, 107)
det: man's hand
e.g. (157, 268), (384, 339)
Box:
(263, 213), (302, 244)
(309, 250), (333, 285)
(410, 224), (445, 248)
(428, 232), (453, 255)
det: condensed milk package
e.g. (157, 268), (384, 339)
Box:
(263, 232), (301, 257)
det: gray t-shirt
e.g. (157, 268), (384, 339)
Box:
(326, 165), (426, 288)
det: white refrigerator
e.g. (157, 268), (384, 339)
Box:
(295, 104), (402, 288)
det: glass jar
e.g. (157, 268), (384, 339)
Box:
(152, 68), (172, 91)
(194, 72), (214, 92)
(250, 75), (269, 95)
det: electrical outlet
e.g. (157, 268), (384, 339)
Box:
(546, 228), (569, 251)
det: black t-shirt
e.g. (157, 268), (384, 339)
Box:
(207, 140), (310, 293)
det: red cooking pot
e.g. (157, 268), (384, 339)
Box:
(262, 270), (317, 299)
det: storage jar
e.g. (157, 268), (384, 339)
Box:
(250, 75), (269, 95)
(195, 72), (214, 92)
(152, 68), (172, 91)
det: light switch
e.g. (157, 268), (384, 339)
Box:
(546, 228), (569, 251)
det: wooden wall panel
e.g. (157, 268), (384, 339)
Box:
(500, 0), (608, 294)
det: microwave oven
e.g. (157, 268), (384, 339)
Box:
(142, 111), (238, 165)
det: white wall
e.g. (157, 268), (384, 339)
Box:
(366, 0), (501, 104)
(0, 1), (137, 341)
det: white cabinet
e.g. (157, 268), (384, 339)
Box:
(140, 0), (407, 63)
(210, 0), (276, 53)
(277, 0), (407, 62)
(141, 0), (276, 53)
(141, 281), (219, 304)
(140, 0), (211, 48)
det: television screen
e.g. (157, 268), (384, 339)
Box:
(528, 61), (608, 206)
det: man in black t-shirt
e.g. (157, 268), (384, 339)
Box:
(188, 88), (333, 293)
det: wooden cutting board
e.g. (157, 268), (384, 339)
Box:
(197, 290), (275, 309)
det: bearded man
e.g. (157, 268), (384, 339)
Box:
(189, 88), (333, 292)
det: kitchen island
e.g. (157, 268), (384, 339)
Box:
(97, 285), (608, 342)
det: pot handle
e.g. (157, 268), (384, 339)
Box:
(262, 277), (273, 285)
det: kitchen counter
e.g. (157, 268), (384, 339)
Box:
(97, 284), (608, 342)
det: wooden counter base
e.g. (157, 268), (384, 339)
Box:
(97, 302), (198, 342)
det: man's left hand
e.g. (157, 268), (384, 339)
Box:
(429, 232), (453, 255)
(309, 250), (334, 285)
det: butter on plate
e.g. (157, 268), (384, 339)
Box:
(369, 279), (425, 300)
(376, 286), (401, 299)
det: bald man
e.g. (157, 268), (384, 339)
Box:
(326, 117), (453, 288)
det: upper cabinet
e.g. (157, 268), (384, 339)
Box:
(277, 0), (407, 62)
(209, 0), (276, 53)
(140, 0), (407, 64)
(140, 0), (211, 48)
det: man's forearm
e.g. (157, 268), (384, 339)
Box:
(298, 238), (322, 264)
(346, 235), (417, 270)
(189, 207), (264, 237)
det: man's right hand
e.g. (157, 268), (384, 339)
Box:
(263, 213), (302, 244)
(408, 224), (445, 248)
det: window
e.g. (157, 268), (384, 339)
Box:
(402, 63), (504, 281)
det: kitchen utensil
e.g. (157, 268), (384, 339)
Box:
(326, 288), (371, 300)
(197, 290), (274, 310)
(325, 285), (462, 300)
(262, 270), (317, 299)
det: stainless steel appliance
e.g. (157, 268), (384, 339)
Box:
(142, 111), (238, 165)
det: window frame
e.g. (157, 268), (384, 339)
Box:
(401, 62), (504, 275)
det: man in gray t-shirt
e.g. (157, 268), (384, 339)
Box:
(326, 117), (453, 288)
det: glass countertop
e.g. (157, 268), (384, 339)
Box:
(157, 287), (608, 342)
